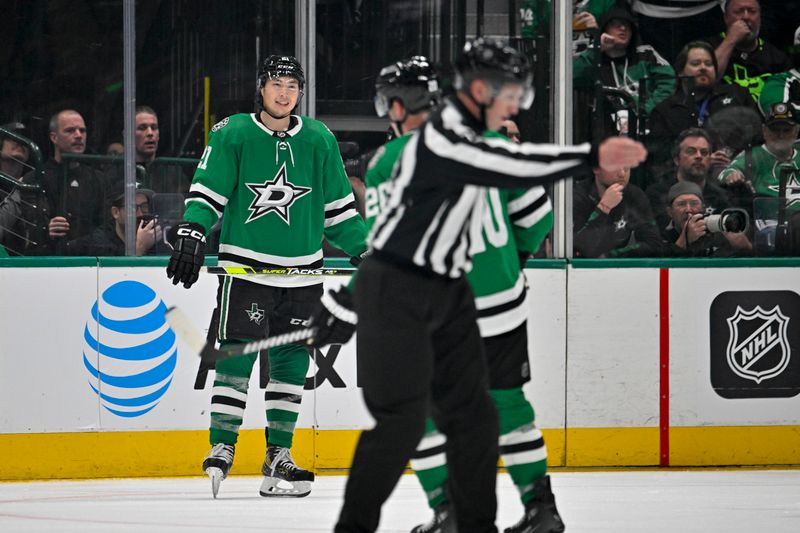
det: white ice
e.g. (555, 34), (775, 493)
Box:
(1, 470), (799, 532)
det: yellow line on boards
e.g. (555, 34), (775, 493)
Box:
(1, 426), (798, 481)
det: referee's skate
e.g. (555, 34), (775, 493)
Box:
(259, 445), (315, 497)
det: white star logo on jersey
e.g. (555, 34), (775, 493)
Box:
(768, 171), (800, 208)
(614, 216), (628, 231)
(246, 162), (312, 224)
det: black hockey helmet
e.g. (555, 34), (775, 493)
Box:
(374, 56), (441, 117)
(257, 55), (305, 89)
(454, 37), (534, 109)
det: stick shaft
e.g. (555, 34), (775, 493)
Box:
(206, 266), (355, 276)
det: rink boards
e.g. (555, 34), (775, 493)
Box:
(1, 257), (799, 480)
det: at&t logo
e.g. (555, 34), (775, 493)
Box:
(82, 280), (177, 417)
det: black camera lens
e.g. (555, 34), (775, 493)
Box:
(722, 211), (747, 233)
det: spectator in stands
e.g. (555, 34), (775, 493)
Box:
(626, 0), (726, 63)
(65, 182), (161, 256)
(25, 109), (107, 253)
(718, 102), (800, 251)
(708, 0), (791, 101)
(573, 5), (676, 140)
(128, 105), (192, 195)
(105, 141), (124, 156)
(573, 165), (664, 257)
(134, 106), (159, 164)
(663, 180), (751, 256)
(646, 128), (740, 236)
(648, 41), (758, 181)
(758, 28), (800, 120)
(1, 122), (32, 185)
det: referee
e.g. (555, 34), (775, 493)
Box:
(320, 37), (647, 533)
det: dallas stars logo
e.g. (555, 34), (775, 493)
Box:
(246, 162), (311, 224)
(768, 168), (800, 208)
(246, 303), (265, 325)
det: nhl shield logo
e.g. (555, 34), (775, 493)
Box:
(725, 305), (790, 384)
(710, 290), (800, 399)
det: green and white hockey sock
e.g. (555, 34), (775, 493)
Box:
(492, 387), (548, 504)
(410, 418), (449, 509)
(209, 348), (258, 445)
(264, 379), (304, 448)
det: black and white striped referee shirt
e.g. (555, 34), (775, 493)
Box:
(370, 97), (594, 278)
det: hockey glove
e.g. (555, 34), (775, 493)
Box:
(166, 221), (206, 289)
(308, 286), (357, 347)
(349, 249), (369, 267)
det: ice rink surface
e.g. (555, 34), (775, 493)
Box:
(1, 470), (799, 532)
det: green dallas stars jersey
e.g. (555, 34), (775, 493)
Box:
(718, 145), (800, 222)
(363, 132), (554, 337)
(184, 113), (367, 287)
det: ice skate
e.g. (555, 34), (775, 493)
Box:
(504, 475), (565, 533)
(410, 502), (456, 533)
(259, 445), (315, 497)
(201, 443), (235, 499)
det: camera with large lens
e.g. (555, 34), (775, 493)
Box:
(703, 208), (749, 234)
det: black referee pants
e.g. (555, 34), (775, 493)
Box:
(335, 256), (499, 533)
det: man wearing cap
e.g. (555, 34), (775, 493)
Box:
(719, 102), (800, 203)
(64, 182), (161, 256)
(664, 180), (750, 256)
(0, 122), (49, 256)
(1, 122), (31, 185)
(573, 5), (675, 138)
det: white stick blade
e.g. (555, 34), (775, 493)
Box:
(165, 306), (207, 355)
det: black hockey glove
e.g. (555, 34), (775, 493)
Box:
(308, 286), (357, 347)
(349, 249), (369, 267)
(166, 221), (206, 289)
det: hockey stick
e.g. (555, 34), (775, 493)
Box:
(206, 266), (355, 276)
(165, 306), (315, 360)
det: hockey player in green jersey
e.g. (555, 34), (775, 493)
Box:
(166, 55), (368, 498)
(366, 56), (563, 533)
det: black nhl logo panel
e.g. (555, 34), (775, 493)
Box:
(710, 290), (800, 399)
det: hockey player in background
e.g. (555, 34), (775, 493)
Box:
(307, 38), (646, 533)
(364, 57), (563, 533)
(166, 55), (368, 498)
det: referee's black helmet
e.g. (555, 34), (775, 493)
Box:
(374, 56), (441, 117)
(454, 37), (534, 109)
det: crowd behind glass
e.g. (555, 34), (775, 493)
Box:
(1, 0), (799, 258)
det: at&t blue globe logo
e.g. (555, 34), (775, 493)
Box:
(83, 280), (177, 417)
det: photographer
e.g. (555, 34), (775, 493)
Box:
(64, 182), (161, 256)
(665, 181), (752, 256)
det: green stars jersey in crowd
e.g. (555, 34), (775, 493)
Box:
(363, 131), (554, 337)
(184, 113), (367, 287)
(718, 144), (800, 220)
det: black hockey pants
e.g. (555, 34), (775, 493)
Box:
(335, 255), (499, 533)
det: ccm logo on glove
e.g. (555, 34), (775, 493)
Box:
(176, 227), (206, 242)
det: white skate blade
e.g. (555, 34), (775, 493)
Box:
(258, 476), (312, 498)
(205, 466), (224, 499)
